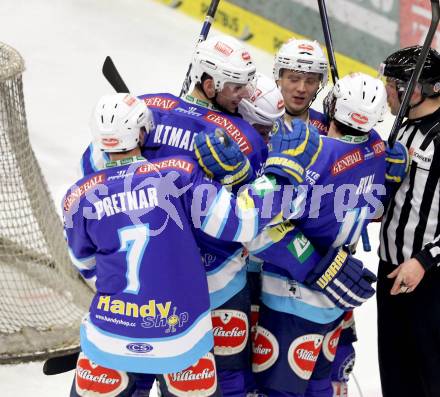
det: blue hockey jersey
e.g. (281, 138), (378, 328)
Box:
(65, 156), (213, 374)
(246, 131), (387, 323)
(309, 108), (329, 135)
(80, 93), (268, 309)
(65, 154), (294, 374)
(81, 93), (267, 178)
(247, 108), (329, 277)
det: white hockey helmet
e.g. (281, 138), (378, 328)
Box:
(238, 73), (285, 126)
(273, 38), (328, 85)
(325, 73), (387, 133)
(90, 93), (154, 153)
(191, 35), (256, 91)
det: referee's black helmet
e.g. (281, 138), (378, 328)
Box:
(380, 46), (440, 98)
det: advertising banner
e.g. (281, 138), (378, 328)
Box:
(154, 0), (378, 77)
(400, 0), (440, 51)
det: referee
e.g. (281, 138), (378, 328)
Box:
(378, 46), (440, 397)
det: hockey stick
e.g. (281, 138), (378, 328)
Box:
(317, 0), (338, 84)
(388, 0), (440, 148)
(318, 0), (372, 252)
(43, 348), (80, 375)
(102, 56), (130, 93)
(179, 0), (221, 97)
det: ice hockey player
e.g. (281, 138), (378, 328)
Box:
(244, 72), (388, 397)
(79, 35), (268, 397)
(165, 39), (278, 397)
(273, 38), (329, 135)
(236, 72), (285, 371)
(273, 37), (361, 397)
(69, 89), (378, 397)
(67, 92), (285, 397)
(81, 34), (266, 178)
(238, 72), (285, 143)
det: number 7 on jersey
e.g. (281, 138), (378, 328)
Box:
(118, 224), (149, 294)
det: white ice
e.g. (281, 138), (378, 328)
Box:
(0, 0), (392, 395)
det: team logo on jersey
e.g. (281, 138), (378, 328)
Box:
(350, 113), (368, 125)
(204, 111), (252, 154)
(143, 96), (179, 110)
(252, 325), (279, 373)
(64, 173), (106, 212)
(288, 334), (323, 380)
(164, 352), (217, 397)
(215, 41), (233, 56)
(75, 353), (129, 396)
(371, 139), (385, 156)
(331, 149), (364, 176)
(322, 324), (342, 362)
(211, 309), (248, 355)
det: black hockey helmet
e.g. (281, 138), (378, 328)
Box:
(380, 45), (440, 98)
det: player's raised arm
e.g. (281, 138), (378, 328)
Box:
(189, 118), (322, 243)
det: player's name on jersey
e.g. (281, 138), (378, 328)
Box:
(94, 187), (158, 220)
(153, 124), (197, 151)
(96, 295), (171, 319)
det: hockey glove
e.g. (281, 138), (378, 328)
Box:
(304, 247), (377, 311)
(385, 141), (409, 184)
(265, 119), (322, 186)
(194, 128), (253, 187)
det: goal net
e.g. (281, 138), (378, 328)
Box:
(0, 42), (93, 363)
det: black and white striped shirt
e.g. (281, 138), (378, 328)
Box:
(380, 107), (440, 270)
